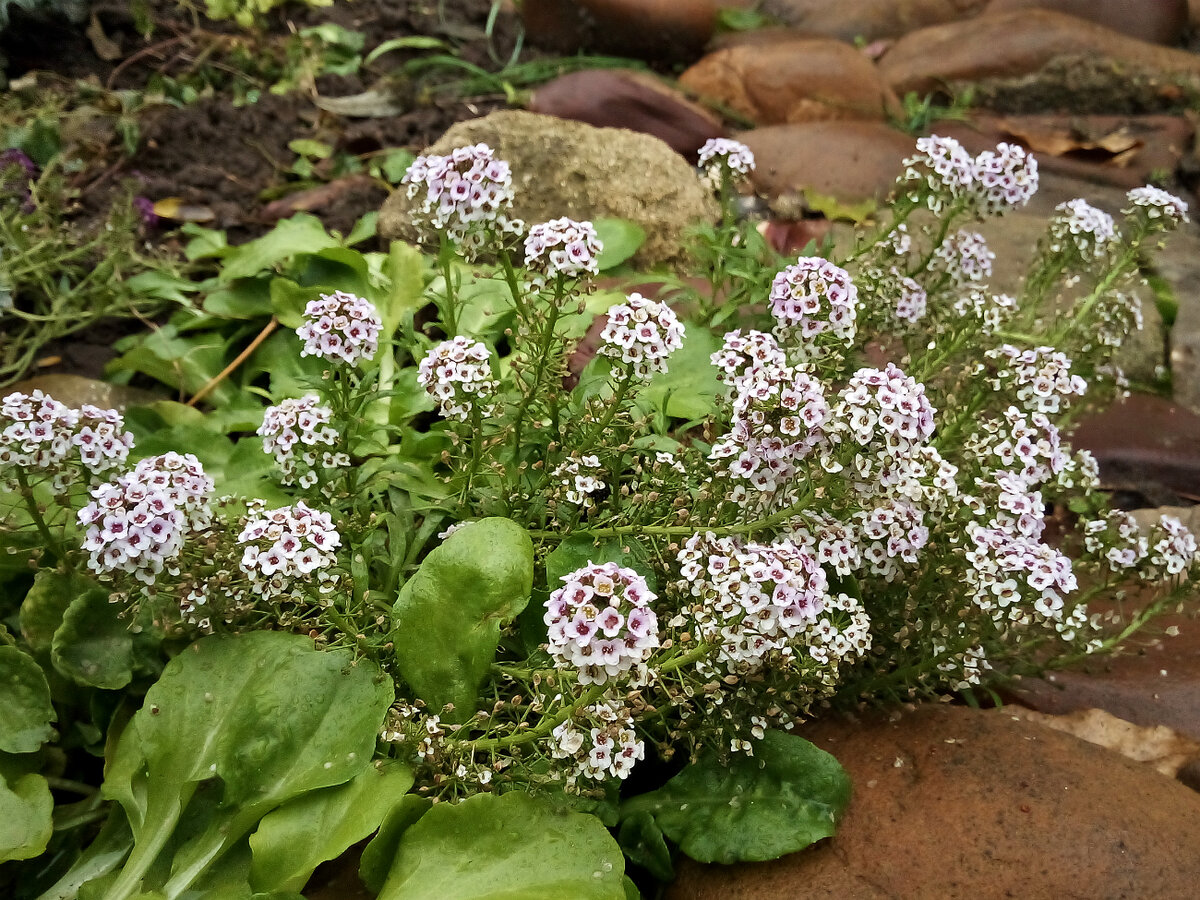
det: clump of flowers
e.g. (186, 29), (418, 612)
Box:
(933, 229), (994, 285)
(1048, 199), (1119, 260)
(697, 137), (756, 186)
(986, 345), (1087, 415)
(237, 501), (341, 603)
(972, 142), (1039, 214)
(902, 135), (976, 204)
(78, 452), (214, 583)
(296, 290), (382, 368)
(544, 561), (660, 685)
(709, 329), (787, 383)
(258, 395), (345, 487)
(551, 696), (645, 783)
(401, 143), (520, 250)
(768, 257), (857, 348)
(598, 293), (685, 377)
(552, 454), (606, 509)
(417, 336), (498, 421)
(1124, 185), (1189, 228)
(523, 217), (602, 281)
(0, 391), (133, 479)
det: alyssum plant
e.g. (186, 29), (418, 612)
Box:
(2, 135), (1198, 899)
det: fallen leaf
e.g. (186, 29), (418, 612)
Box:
(86, 14), (122, 61)
(1015, 707), (1200, 777)
(997, 118), (1142, 160)
(152, 198), (216, 223)
(258, 175), (380, 223)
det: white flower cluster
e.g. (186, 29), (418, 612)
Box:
(401, 143), (520, 250)
(544, 561), (659, 685)
(830, 363), (936, 452)
(1083, 511), (1148, 571)
(853, 500), (930, 580)
(710, 363), (828, 494)
(552, 454), (606, 508)
(697, 137), (756, 186)
(937, 641), (993, 690)
(952, 289), (1017, 334)
(296, 291), (382, 368)
(598, 293), (685, 377)
(1048, 199), (1119, 260)
(79, 452), (214, 584)
(934, 229), (994, 284)
(1091, 290), (1144, 350)
(965, 518), (1078, 622)
(1, 391), (133, 478)
(523, 217), (602, 280)
(258, 394), (345, 486)
(768, 257), (857, 347)
(903, 135), (1038, 214)
(893, 273), (928, 324)
(677, 533), (832, 673)
(709, 329), (786, 383)
(551, 696), (645, 783)
(1147, 514), (1199, 577)
(416, 336), (497, 421)
(806, 590), (873, 666)
(237, 500), (341, 603)
(972, 407), (1071, 489)
(1124, 185), (1189, 228)
(986, 345), (1087, 415)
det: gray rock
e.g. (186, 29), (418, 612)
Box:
(377, 110), (718, 271)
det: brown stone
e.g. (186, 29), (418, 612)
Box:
(668, 705), (1200, 899)
(738, 121), (915, 204)
(679, 40), (900, 126)
(529, 70), (724, 162)
(985, 0), (1189, 47)
(879, 9), (1200, 96)
(761, 0), (988, 43)
(521, 0), (752, 62)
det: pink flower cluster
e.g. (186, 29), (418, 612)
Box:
(904, 135), (976, 199)
(972, 142), (1039, 214)
(1049, 199), (1119, 260)
(416, 336), (497, 421)
(893, 273), (928, 324)
(709, 329), (786, 384)
(1, 391), (132, 477)
(523, 217), (602, 280)
(1125, 185), (1189, 228)
(401, 143), (519, 248)
(552, 454), (606, 508)
(768, 257), (857, 346)
(297, 291), (382, 368)
(258, 394), (345, 486)
(598, 293), (685, 377)
(710, 363), (828, 493)
(833, 363), (935, 451)
(965, 521), (1078, 621)
(903, 135), (1038, 214)
(853, 500), (929, 580)
(986, 345), (1087, 415)
(237, 500), (341, 603)
(934, 229), (994, 284)
(697, 137), (756, 184)
(974, 407), (1070, 489)
(551, 697), (645, 783)
(544, 561), (660, 686)
(677, 533), (830, 672)
(79, 452), (213, 583)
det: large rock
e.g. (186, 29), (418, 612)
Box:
(377, 111), (718, 271)
(668, 705), (1200, 899)
(678, 39), (901, 126)
(521, 0), (752, 62)
(985, 0), (1189, 47)
(529, 70), (724, 162)
(761, 0), (988, 43)
(879, 9), (1200, 97)
(738, 121), (915, 205)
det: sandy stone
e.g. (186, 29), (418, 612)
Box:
(4, 374), (156, 411)
(985, 0), (1189, 47)
(678, 39), (900, 126)
(761, 0), (988, 43)
(377, 111), (718, 271)
(736, 121), (915, 205)
(879, 9), (1200, 96)
(529, 70), (724, 162)
(668, 705), (1200, 899)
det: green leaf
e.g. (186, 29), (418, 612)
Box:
(390, 518), (533, 722)
(204, 278), (275, 320)
(287, 139), (332, 160)
(51, 583), (134, 689)
(0, 772), (53, 862)
(359, 795), (431, 894)
(365, 35), (447, 65)
(96, 632), (393, 898)
(593, 218), (646, 271)
(218, 215), (339, 283)
(345, 211), (379, 246)
(181, 224), (229, 261)
(0, 645), (55, 753)
(620, 730), (850, 863)
(378, 791), (626, 900)
(638, 326), (723, 422)
(19, 568), (98, 655)
(617, 811), (673, 882)
(378, 241), (427, 335)
(545, 535), (657, 592)
(249, 761), (414, 893)
(269, 278), (312, 329)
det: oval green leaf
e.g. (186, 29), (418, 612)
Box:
(51, 584), (134, 689)
(0, 646), (55, 753)
(0, 772), (53, 862)
(378, 791), (626, 900)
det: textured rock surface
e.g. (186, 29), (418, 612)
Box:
(668, 705), (1200, 899)
(377, 111), (718, 270)
(678, 39), (900, 126)
(4, 374), (157, 411)
(985, 0), (1190, 47)
(529, 69), (724, 161)
(761, 0), (988, 43)
(879, 9), (1200, 96)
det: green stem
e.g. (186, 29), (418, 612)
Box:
(1052, 245), (1139, 344)
(16, 469), (62, 567)
(581, 370), (633, 448)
